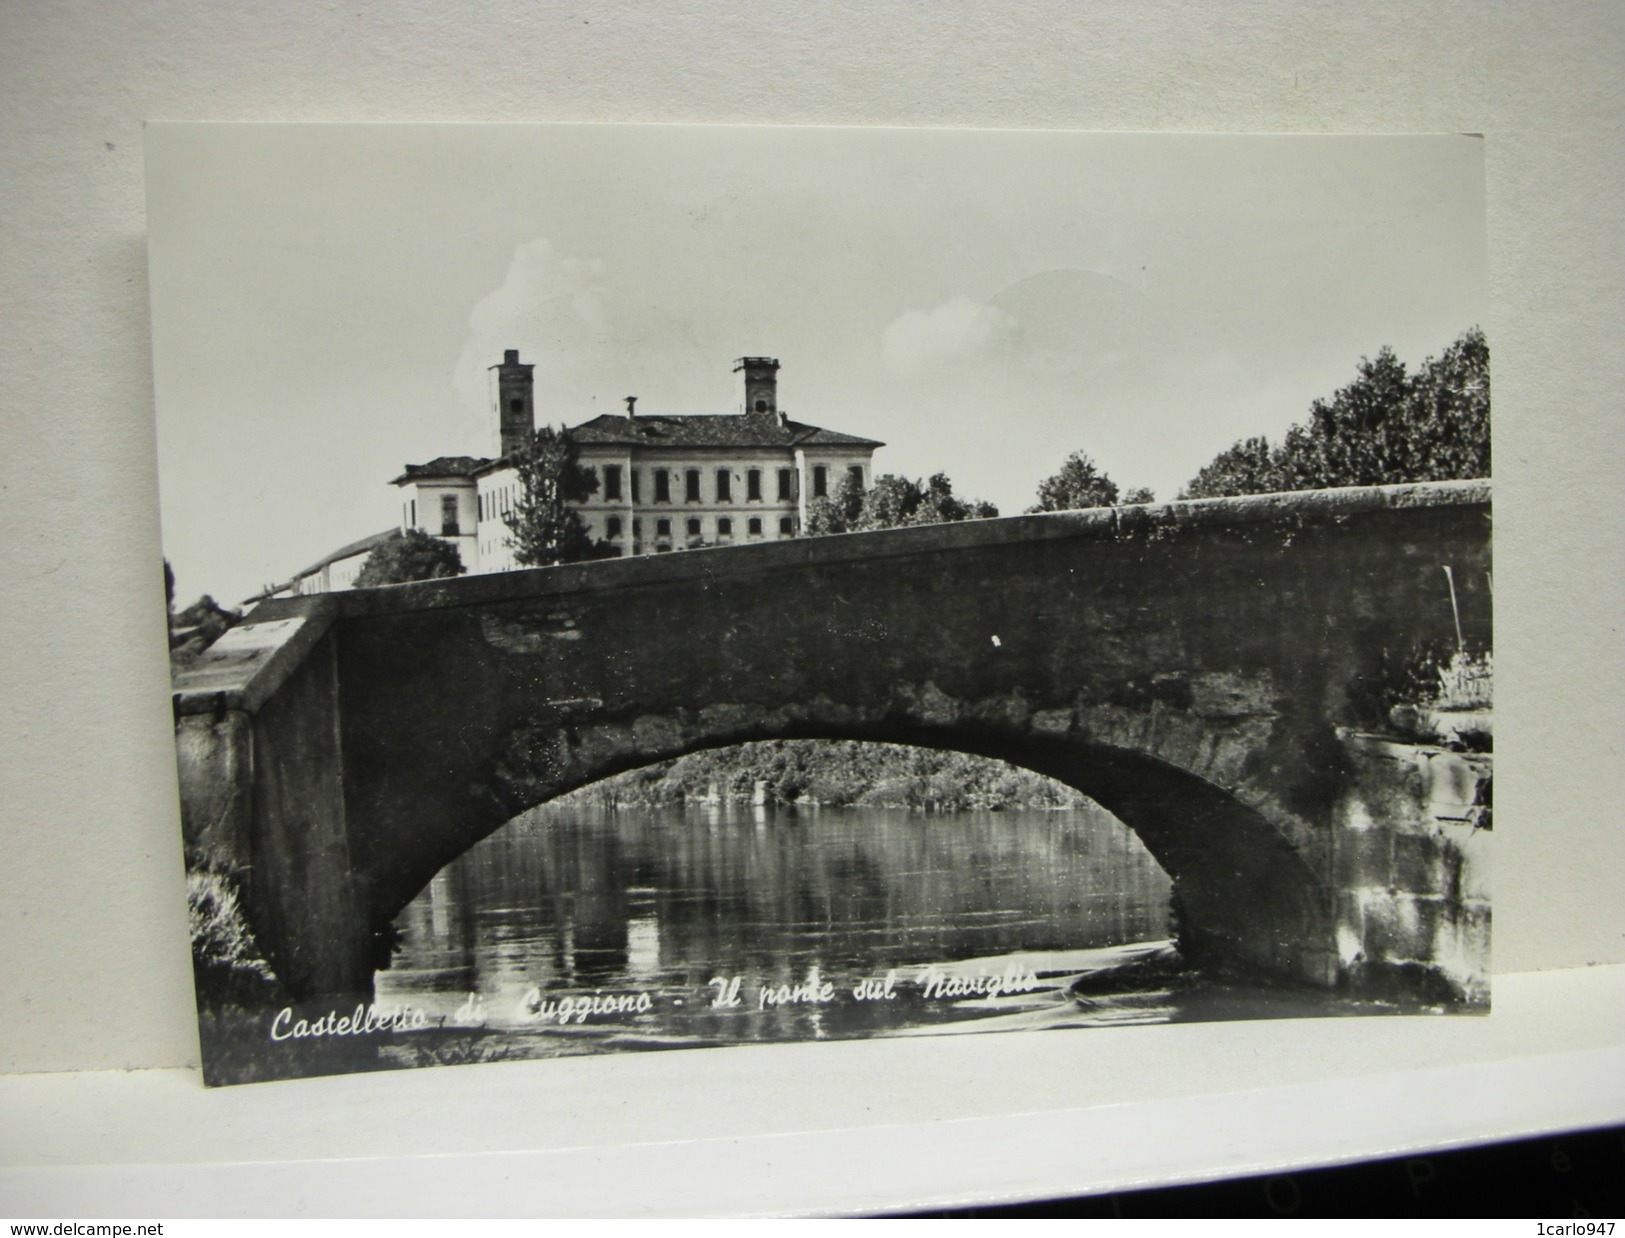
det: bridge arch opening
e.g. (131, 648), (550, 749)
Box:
(370, 723), (1333, 1013)
(374, 737), (1186, 1039)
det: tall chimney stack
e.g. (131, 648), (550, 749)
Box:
(734, 356), (780, 418)
(492, 349), (535, 457)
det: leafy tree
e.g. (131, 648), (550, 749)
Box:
(169, 592), (242, 661)
(1122, 486), (1156, 505)
(902, 472), (999, 527)
(504, 426), (606, 566)
(1399, 326), (1491, 481)
(1028, 451), (1120, 512)
(805, 469), (868, 535)
(1181, 435), (1280, 500)
(1293, 344), (1415, 490)
(355, 529), (467, 587)
(807, 471), (999, 535)
(1182, 328), (1489, 499)
(854, 472), (919, 531)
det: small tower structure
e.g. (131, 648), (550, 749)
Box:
(734, 356), (780, 419)
(493, 349), (535, 457)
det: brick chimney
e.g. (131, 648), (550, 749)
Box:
(734, 356), (780, 418)
(492, 349), (535, 457)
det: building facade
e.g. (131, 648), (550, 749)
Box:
(282, 351), (882, 595)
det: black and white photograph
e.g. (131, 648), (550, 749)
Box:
(148, 124), (1491, 1087)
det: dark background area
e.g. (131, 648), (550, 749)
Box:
(903, 1124), (1623, 1218)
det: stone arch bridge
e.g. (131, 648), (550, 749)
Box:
(173, 481), (1491, 1003)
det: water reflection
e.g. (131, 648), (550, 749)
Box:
(376, 801), (1176, 1053)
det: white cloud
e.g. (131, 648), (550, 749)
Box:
(881, 296), (1019, 377)
(451, 239), (611, 442)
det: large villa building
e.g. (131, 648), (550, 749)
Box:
(281, 352), (883, 596)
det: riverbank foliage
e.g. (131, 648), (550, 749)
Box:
(1027, 451), (1155, 513)
(166, 560), (243, 667)
(560, 740), (1089, 811)
(354, 528), (467, 587)
(806, 471), (998, 536)
(1182, 327), (1489, 499)
(188, 870), (278, 1004)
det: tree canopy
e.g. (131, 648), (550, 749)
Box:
(355, 528), (468, 587)
(806, 471), (998, 536)
(504, 426), (606, 566)
(1182, 327), (1489, 500)
(1027, 452), (1148, 513)
(168, 588), (242, 663)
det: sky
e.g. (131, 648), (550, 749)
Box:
(146, 125), (1486, 608)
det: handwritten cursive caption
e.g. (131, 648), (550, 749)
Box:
(269, 963), (1052, 1043)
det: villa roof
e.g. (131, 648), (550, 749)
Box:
(391, 456), (493, 484)
(399, 414), (883, 483)
(566, 412), (884, 450)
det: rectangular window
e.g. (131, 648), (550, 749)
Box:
(747, 469), (762, 501)
(656, 517), (671, 538)
(441, 494), (459, 536)
(748, 516), (762, 536)
(777, 469), (793, 501)
(848, 464), (865, 487)
(716, 469), (732, 502)
(779, 516), (794, 536)
(410, 499), (416, 528)
(686, 517), (701, 537)
(685, 469), (701, 502)
(631, 469), (641, 503)
(654, 469), (670, 502)
(604, 465), (623, 501)
(718, 517), (733, 539)
(813, 465), (828, 498)
(606, 516), (623, 539)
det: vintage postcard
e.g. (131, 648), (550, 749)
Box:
(149, 125), (1491, 1085)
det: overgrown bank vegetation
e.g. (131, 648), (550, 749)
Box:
(559, 740), (1088, 812)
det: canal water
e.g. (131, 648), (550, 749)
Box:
(373, 800), (1215, 1058)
